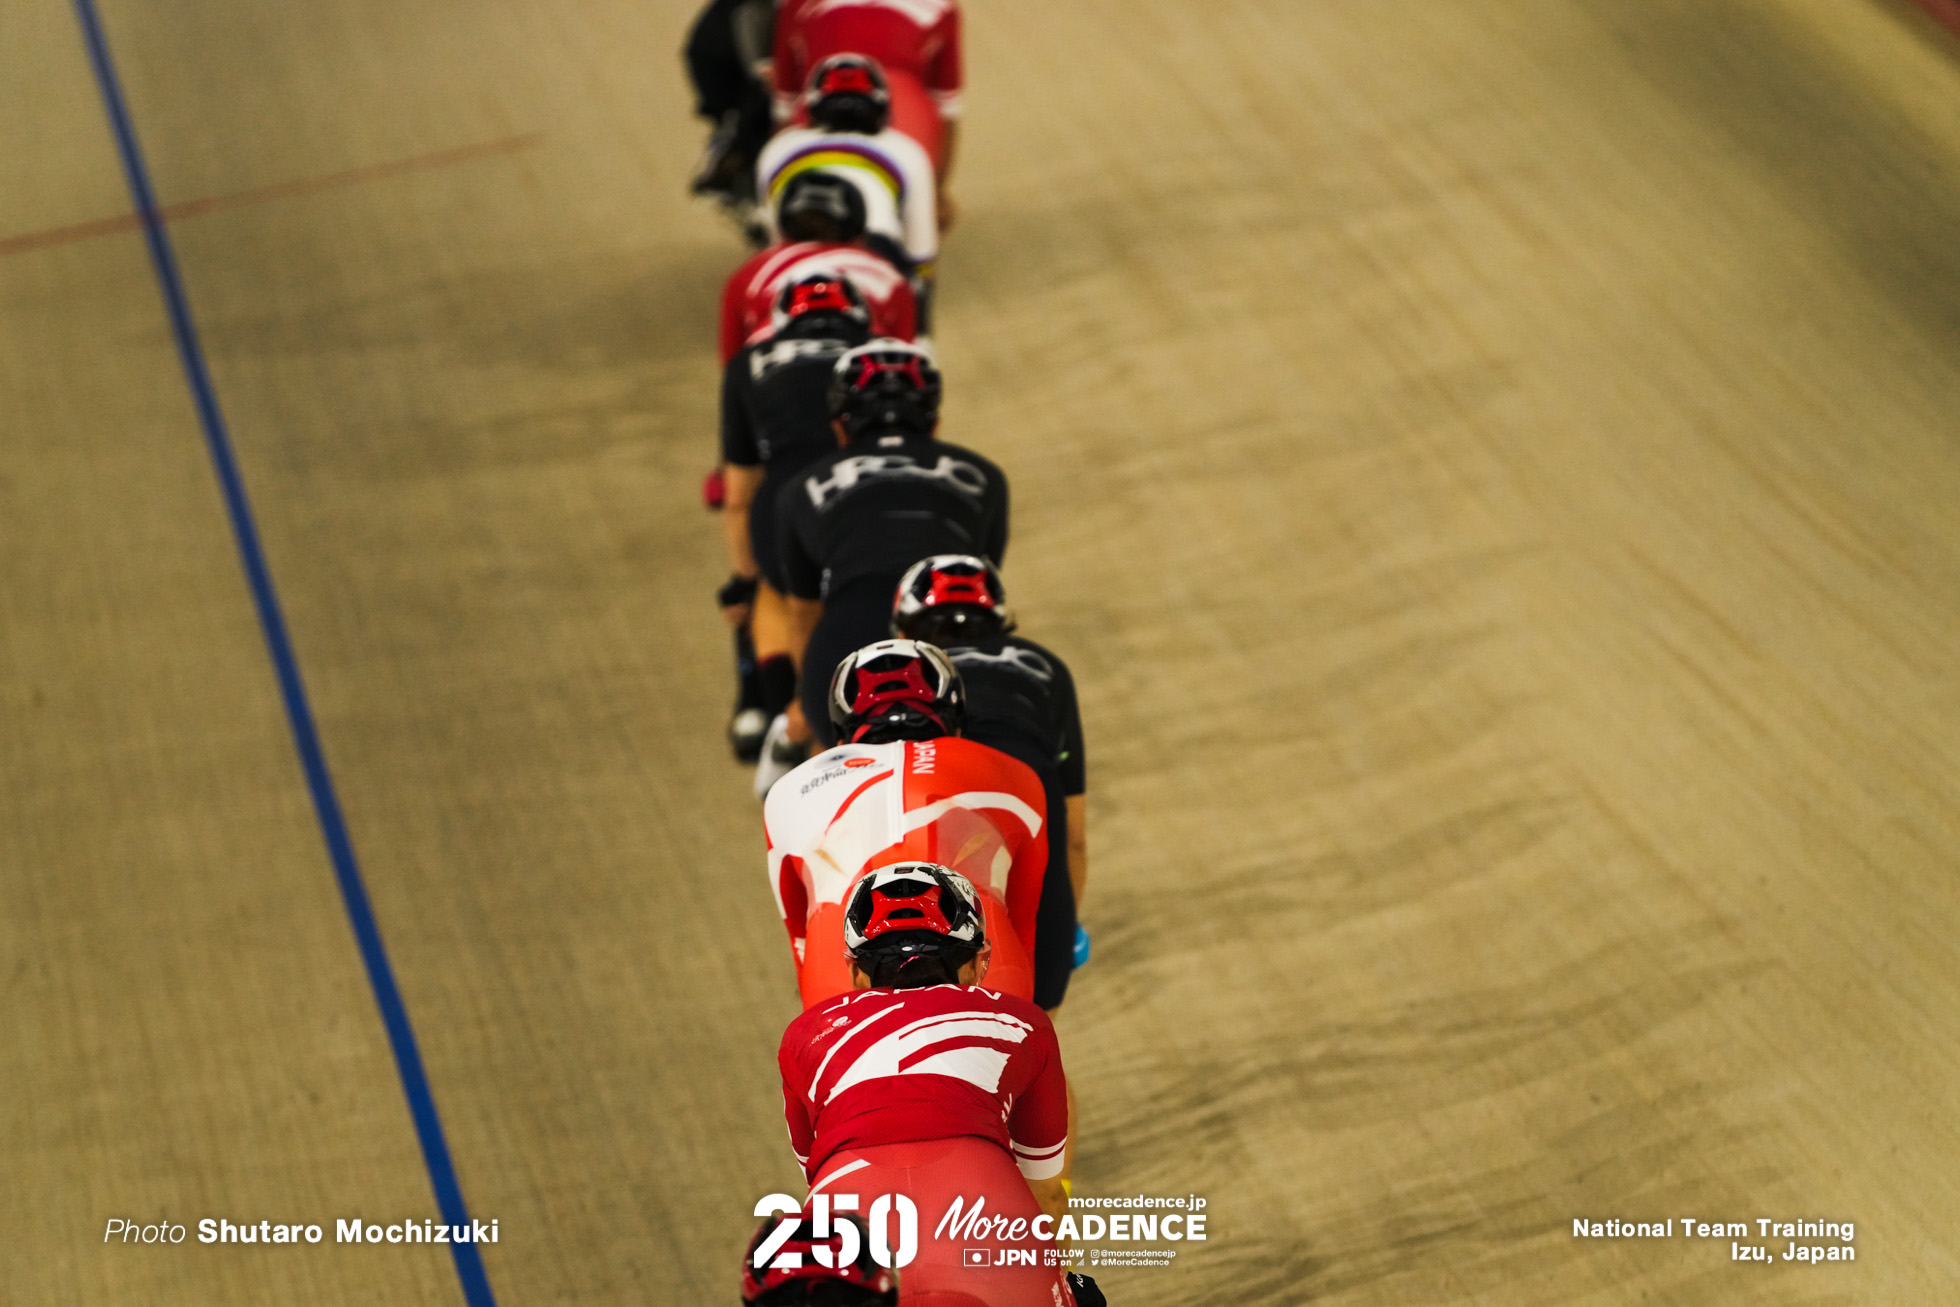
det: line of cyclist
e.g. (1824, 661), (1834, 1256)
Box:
(686, 5), (1108, 1301)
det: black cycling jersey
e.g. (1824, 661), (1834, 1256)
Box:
(683, 0), (775, 199)
(719, 325), (867, 471)
(972, 729), (1077, 1010)
(723, 323), (871, 592)
(685, 0), (773, 116)
(776, 433), (1009, 601)
(944, 634), (1086, 796)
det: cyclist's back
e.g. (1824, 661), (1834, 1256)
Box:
(765, 735), (1045, 1007)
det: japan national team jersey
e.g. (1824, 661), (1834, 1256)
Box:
(757, 127), (939, 269)
(718, 241), (918, 364)
(773, 0), (964, 125)
(764, 737), (1047, 1007)
(779, 982), (1067, 1183)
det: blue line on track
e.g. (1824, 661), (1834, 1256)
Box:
(72, 4), (498, 1303)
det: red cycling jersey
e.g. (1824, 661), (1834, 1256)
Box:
(718, 241), (918, 365)
(764, 737), (1048, 1008)
(779, 983), (1068, 1184)
(773, 0), (963, 164)
(784, 984), (1075, 1305)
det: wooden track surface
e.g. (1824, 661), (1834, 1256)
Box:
(6, 0), (1959, 1302)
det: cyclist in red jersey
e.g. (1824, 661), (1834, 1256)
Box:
(765, 641), (1053, 1008)
(772, 0), (963, 188)
(779, 863), (1084, 1306)
(719, 172), (918, 366)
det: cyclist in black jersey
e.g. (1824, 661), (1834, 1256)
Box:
(771, 341), (1009, 772)
(684, 0), (775, 222)
(890, 555), (1086, 1008)
(721, 273), (876, 766)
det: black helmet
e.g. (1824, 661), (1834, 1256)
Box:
(827, 340), (941, 440)
(827, 639), (963, 744)
(777, 170), (868, 243)
(806, 54), (892, 135)
(890, 555), (1014, 643)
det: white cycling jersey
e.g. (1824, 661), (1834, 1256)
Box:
(757, 126), (939, 270)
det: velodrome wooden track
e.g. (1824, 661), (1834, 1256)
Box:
(7, 0), (1960, 1302)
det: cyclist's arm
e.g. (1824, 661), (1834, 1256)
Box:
(1027, 1175), (1067, 1222)
(1053, 653), (1087, 902)
(722, 463), (764, 578)
(1065, 793), (1087, 908)
(938, 119), (959, 191)
(1008, 1018), (1069, 1196)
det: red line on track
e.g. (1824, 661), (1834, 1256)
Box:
(0, 132), (541, 260)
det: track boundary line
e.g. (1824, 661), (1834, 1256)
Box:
(70, 3), (498, 1303)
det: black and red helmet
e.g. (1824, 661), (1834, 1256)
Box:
(741, 1210), (896, 1306)
(827, 340), (941, 440)
(827, 639), (963, 744)
(843, 863), (987, 960)
(806, 54), (892, 134)
(771, 272), (871, 335)
(890, 555), (1014, 642)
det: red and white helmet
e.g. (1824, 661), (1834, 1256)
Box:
(741, 1209), (896, 1305)
(890, 554), (1013, 641)
(827, 639), (964, 743)
(843, 862), (987, 959)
